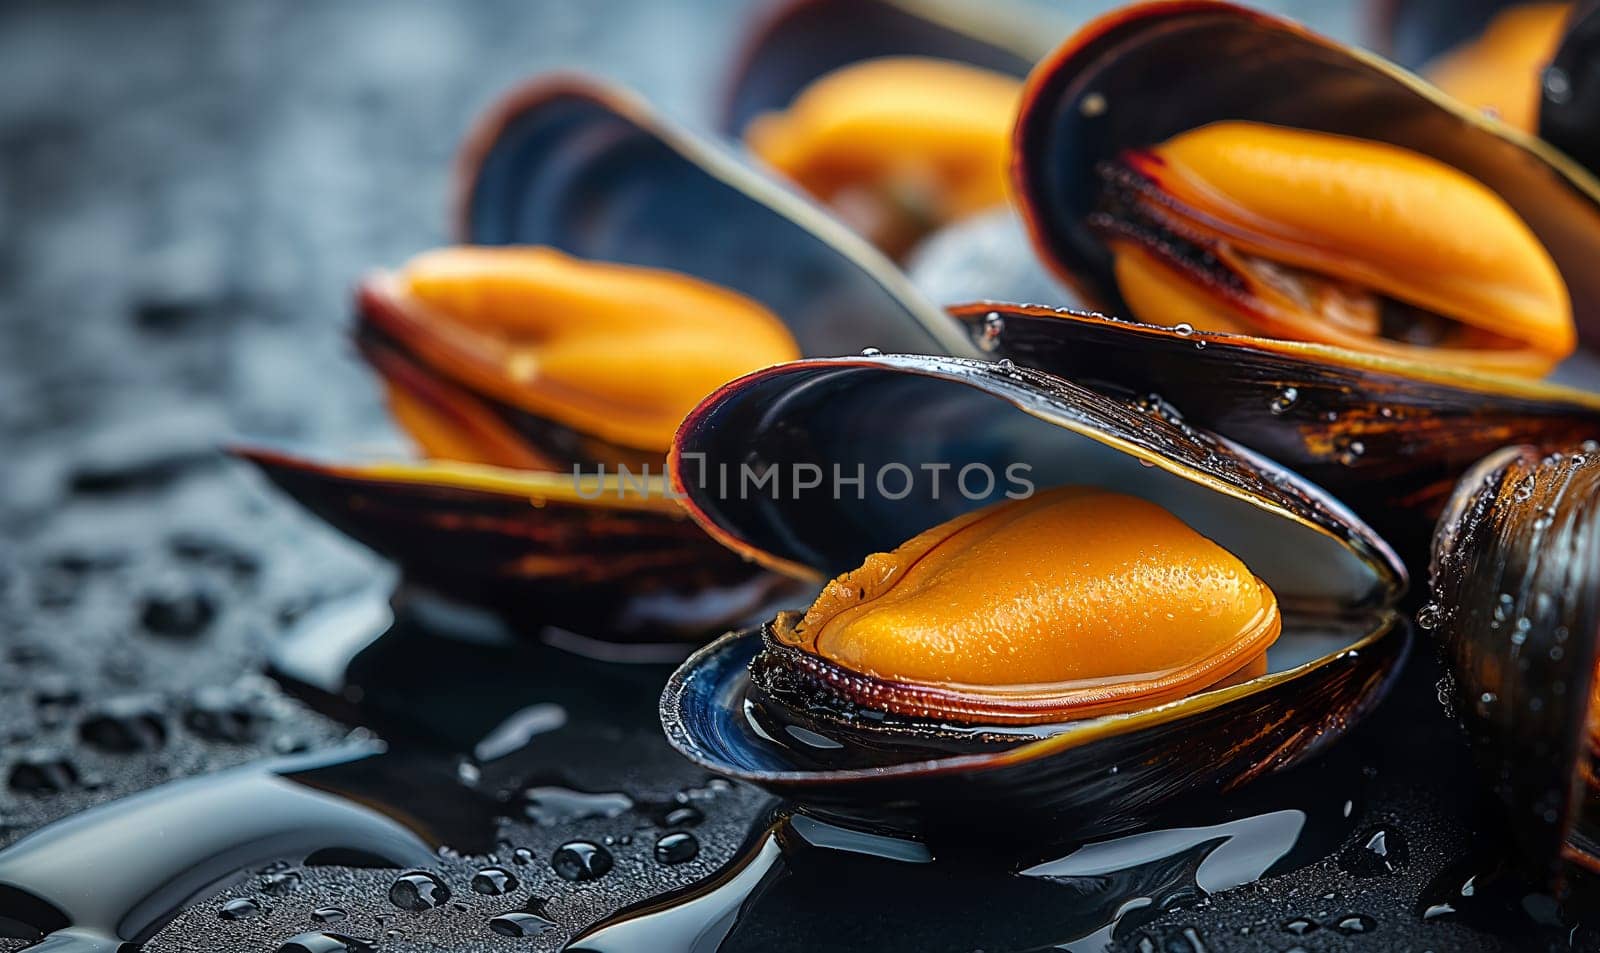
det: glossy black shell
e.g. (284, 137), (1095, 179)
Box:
(1428, 442), (1600, 894)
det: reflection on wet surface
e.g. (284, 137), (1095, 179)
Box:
(0, 587), (1412, 952)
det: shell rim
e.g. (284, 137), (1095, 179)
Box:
(948, 302), (1600, 408)
(659, 609), (1403, 787)
(447, 71), (974, 358)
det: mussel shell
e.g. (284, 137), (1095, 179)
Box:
(1012, 0), (1600, 346)
(1428, 442), (1600, 891)
(1542, 1), (1600, 177)
(662, 353), (1407, 828)
(452, 74), (968, 357)
(720, 0), (1042, 136)
(240, 448), (797, 642)
(949, 303), (1600, 552)
(662, 614), (1406, 839)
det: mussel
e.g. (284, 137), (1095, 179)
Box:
(1427, 441), (1600, 900)
(751, 485), (1282, 733)
(721, 0), (1054, 258)
(1090, 120), (1572, 375)
(1378, 0), (1600, 179)
(1414, 1), (1575, 132)
(1014, 1), (1600, 359)
(662, 354), (1407, 836)
(242, 77), (968, 643)
(981, 0), (1600, 548)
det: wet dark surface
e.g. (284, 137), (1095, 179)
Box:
(0, 1), (1595, 951)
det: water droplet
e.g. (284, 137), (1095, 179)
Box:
(977, 311), (1005, 352)
(262, 870), (302, 896)
(489, 910), (556, 938)
(859, 347), (881, 356)
(523, 786), (633, 825)
(471, 866), (518, 896)
(139, 584), (218, 638)
(1269, 387), (1299, 415)
(1545, 66), (1572, 104)
(1415, 603), (1442, 631)
(79, 695), (167, 752)
(7, 751), (81, 795)
(1339, 826), (1409, 877)
(511, 847), (535, 865)
(659, 804), (704, 827)
(389, 870), (451, 911)
(1282, 917), (1318, 935)
(654, 832), (700, 865)
(219, 897), (263, 920)
(1173, 322), (1194, 336)
(551, 841), (613, 881)
(997, 358), (1015, 372)
(1336, 914), (1374, 935)
(1422, 902), (1456, 921)
(1513, 474), (1537, 502)
(185, 685), (267, 743)
(311, 907), (347, 924)
(1335, 437), (1366, 466)
(276, 933), (374, 953)
(33, 675), (81, 710)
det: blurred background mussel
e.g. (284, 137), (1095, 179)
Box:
(719, 0), (1060, 260)
(968, 0), (1600, 555)
(661, 353), (1409, 840)
(1374, 0), (1600, 176)
(241, 76), (973, 645)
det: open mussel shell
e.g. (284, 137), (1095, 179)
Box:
(1012, 0), (1600, 346)
(241, 448), (797, 643)
(661, 354), (1407, 835)
(720, 0), (1042, 136)
(452, 73), (968, 357)
(950, 303), (1600, 553)
(1428, 442), (1600, 895)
